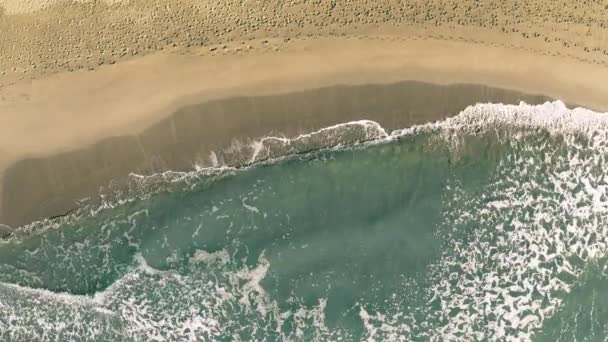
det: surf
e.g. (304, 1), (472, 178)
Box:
(2, 100), (608, 341)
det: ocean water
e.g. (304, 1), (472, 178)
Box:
(1, 101), (608, 341)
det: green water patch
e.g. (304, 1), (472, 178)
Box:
(0, 126), (508, 340)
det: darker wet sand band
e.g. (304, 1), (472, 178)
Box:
(1, 81), (552, 228)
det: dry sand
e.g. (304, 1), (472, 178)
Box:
(2, 0), (608, 85)
(1, 0), (608, 227)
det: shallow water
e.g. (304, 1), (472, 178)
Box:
(1, 101), (608, 341)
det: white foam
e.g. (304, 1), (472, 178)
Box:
(249, 119), (388, 163)
(401, 100), (608, 340)
(0, 281), (114, 316)
(360, 305), (412, 342)
(190, 249), (230, 266)
(235, 251), (271, 315)
(392, 100), (608, 141)
(241, 197), (260, 214)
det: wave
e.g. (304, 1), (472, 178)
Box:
(2, 100), (608, 340)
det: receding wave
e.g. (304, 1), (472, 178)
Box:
(2, 100), (608, 341)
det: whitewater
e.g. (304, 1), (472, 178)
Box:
(1, 100), (608, 341)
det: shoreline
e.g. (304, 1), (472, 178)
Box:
(2, 35), (608, 227)
(0, 96), (591, 233)
(2, 36), (608, 162)
(1, 80), (554, 228)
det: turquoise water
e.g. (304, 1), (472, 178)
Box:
(2, 101), (608, 341)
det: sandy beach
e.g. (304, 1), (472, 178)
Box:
(2, 1), (608, 228)
(5, 2), (608, 340)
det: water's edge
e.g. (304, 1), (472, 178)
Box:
(4, 99), (596, 239)
(0, 81), (555, 228)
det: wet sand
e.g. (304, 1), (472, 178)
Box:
(1, 81), (553, 227)
(2, 1), (608, 230)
